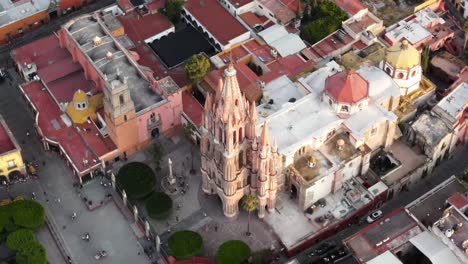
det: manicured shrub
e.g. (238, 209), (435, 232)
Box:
(168, 230), (203, 260)
(216, 240), (251, 264)
(116, 162), (157, 200)
(145, 192), (173, 220)
(8, 200), (45, 230)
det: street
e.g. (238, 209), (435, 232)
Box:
(292, 145), (468, 264)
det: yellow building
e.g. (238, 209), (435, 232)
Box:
(0, 115), (26, 184)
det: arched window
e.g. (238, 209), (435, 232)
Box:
(340, 105), (349, 112)
(235, 99), (239, 106)
(385, 67), (391, 75)
(233, 131), (237, 144)
(119, 94), (124, 104)
(397, 72), (404, 79)
(329, 99), (333, 106)
(239, 127), (243, 141)
(411, 70), (416, 77)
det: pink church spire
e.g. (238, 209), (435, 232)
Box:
(259, 121), (270, 147)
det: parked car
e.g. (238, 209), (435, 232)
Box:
(366, 210), (383, 223)
(309, 242), (336, 256)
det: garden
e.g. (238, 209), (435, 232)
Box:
(116, 161), (174, 221)
(0, 200), (47, 264)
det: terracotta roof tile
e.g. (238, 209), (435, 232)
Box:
(325, 71), (369, 103)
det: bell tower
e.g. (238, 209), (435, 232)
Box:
(200, 63), (254, 218)
(104, 78), (139, 157)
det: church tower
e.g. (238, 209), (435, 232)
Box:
(103, 78), (139, 157)
(200, 63), (279, 219)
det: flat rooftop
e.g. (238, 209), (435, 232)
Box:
(434, 82), (468, 121)
(340, 43), (386, 70)
(266, 179), (372, 249)
(344, 209), (422, 262)
(0, 116), (17, 154)
(65, 14), (163, 112)
(292, 150), (332, 181)
(184, 0), (248, 45)
(434, 207), (468, 254)
(311, 29), (355, 59)
(149, 25), (214, 68)
(257, 0), (295, 25)
(406, 176), (468, 226)
(116, 12), (188, 87)
(0, 0), (50, 27)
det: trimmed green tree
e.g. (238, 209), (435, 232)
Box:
(185, 54), (210, 84)
(165, 0), (184, 23)
(9, 200), (45, 230)
(168, 230), (203, 260)
(241, 194), (258, 236)
(6, 229), (36, 252)
(216, 240), (251, 264)
(145, 192), (173, 220)
(16, 241), (47, 264)
(116, 162), (157, 200)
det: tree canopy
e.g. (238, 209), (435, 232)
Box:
(6, 229), (36, 252)
(116, 162), (157, 200)
(16, 241), (47, 264)
(165, 0), (184, 23)
(7, 200), (45, 230)
(168, 230), (203, 260)
(301, 1), (348, 45)
(216, 240), (251, 264)
(145, 192), (173, 220)
(185, 54), (210, 84)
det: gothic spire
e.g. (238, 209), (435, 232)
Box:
(259, 121), (270, 147)
(216, 62), (246, 123)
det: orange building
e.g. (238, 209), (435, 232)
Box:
(0, 0), (94, 45)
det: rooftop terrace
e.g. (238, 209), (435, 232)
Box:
(65, 14), (163, 112)
(0, 0), (50, 27)
(406, 176), (467, 227)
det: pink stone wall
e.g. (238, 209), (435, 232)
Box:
(136, 90), (183, 143)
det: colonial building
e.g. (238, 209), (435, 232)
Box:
(200, 64), (279, 218)
(0, 115), (26, 184)
(201, 60), (400, 218)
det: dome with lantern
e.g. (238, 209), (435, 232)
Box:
(65, 89), (100, 124)
(323, 70), (370, 117)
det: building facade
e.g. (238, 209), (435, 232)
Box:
(200, 64), (279, 218)
(0, 115), (26, 184)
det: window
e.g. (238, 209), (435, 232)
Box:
(7, 160), (16, 169)
(119, 94), (124, 104)
(411, 71), (416, 77)
(239, 127), (243, 141)
(150, 113), (156, 123)
(329, 99), (333, 106)
(235, 99), (238, 106)
(340, 105), (349, 112)
(124, 115), (128, 121)
(233, 131), (237, 144)
(385, 67), (391, 74)
(239, 150), (244, 167)
(397, 72), (404, 79)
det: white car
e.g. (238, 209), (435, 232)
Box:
(366, 210), (383, 223)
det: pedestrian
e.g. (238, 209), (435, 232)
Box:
(26, 131), (30, 137)
(176, 216), (179, 222)
(215, 225), (218, 232)
(43, 191), (47, 196)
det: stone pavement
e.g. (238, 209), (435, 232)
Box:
(0, 68), (152, 264)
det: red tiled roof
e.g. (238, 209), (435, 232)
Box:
(182, 93), (204, 127)
(0, 122), (15, 154)
(258, 0), (295, 24)
(21, 81), (117, 175)
(325, 71), (369, 103)
(279, 0), (304, 13)
(447, 192), (468, 210)
(117, 12), (173, 42)
(204, 63), (262, 102)
(333, 0), (366, 15)
(352, 40), (367, 50)
(146, 0), (166, 11)
(117, 0), (134, 12)
(239, 12), (269, 28)
(184, 0), (248, 45)
(227, 0), (253, 7)
(311, 30), (355, 58)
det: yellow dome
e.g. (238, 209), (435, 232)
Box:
(73, 89), (87, 102)
(385, 40), (420, 69)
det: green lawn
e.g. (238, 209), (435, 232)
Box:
(216, 240), (251, 264)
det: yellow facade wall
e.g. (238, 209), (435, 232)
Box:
(0, 150), (26, 181)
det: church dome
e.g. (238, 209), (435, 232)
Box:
(385, 40), (420, 69)
(72, 89), (87, 102)
(325, 71), (369, 104)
